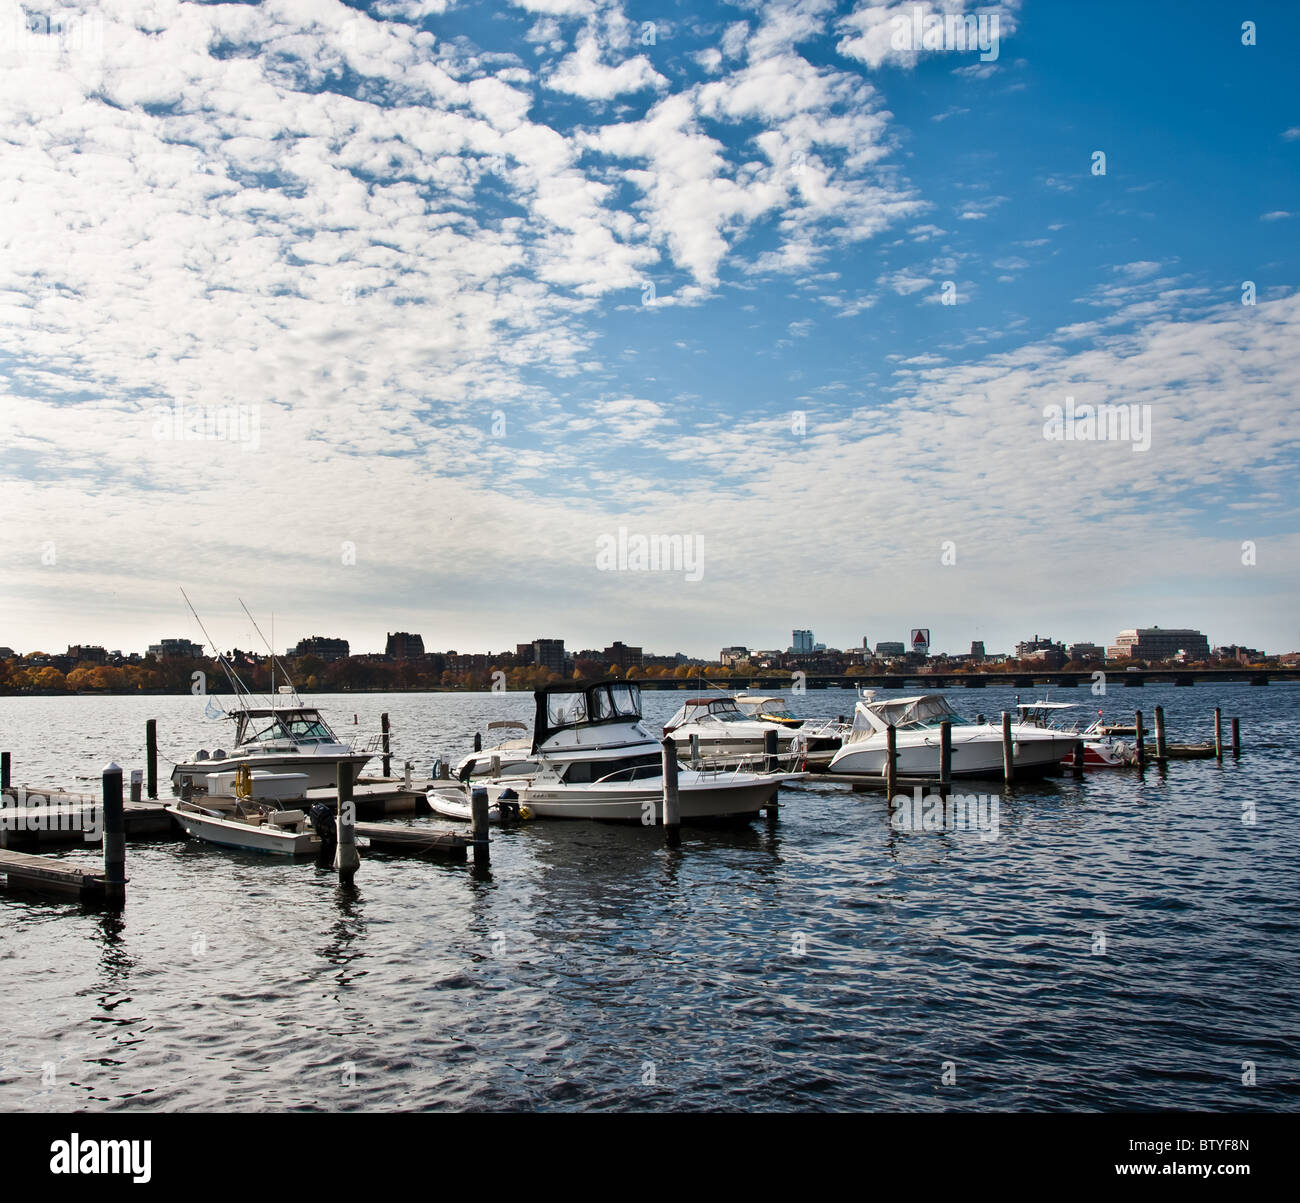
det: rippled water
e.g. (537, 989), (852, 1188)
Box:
(1, 685), (1297, 1111)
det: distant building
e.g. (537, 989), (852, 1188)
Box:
(0, 647), (15, 659)
(385, 632), (425, 660)
(1108, 628), (1210, 662)
(66, 645), (108, 665)
(875, 641), (905, 656)
(1212, 645), (1263, 664)
(970, 641), (985, 662)
(290, 636), (350, 662)
(791, 629), (814, 654)
(1067, 642), (1103, 663)
(149, 638), (205, 659)
(530, 638), (567, 674)
(720, 645), (750, 666)
(603, 642), (643, 671)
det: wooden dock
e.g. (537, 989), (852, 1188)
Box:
(1, 788), (175, 847)
(0, 847), (109, 899)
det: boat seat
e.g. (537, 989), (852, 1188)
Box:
(268, 809), (306, 827)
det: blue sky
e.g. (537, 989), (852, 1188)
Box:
(0, 0), (1297, 659)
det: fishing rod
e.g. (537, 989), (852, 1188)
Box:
(238, 598), (300, 705)
(178, 586), (253, 703)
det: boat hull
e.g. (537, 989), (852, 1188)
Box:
(172, 753), (372, 794)
(830, 730), (1075, 778)
(165, 805), (321, 855)
(472, 775), (786, 822)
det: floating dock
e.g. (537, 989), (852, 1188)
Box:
(0, 848), (110, 899)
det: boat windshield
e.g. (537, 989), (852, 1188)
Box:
(544, 682), (643, 731)
(855, 695), (965, 733)
(241, 711), (336, 745)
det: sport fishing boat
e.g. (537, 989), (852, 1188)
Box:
(1015, 701), (1135, 768)
(828, 694), (1078, 778)
(443, 679), (799, 821)
(663, 695), (799, 766)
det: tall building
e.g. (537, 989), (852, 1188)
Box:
(149, 638), (205, 659)
(875, 641), (905, 656)
(66, 645), (108, 665)
(792, 629), (814, 654)
(531, 638), (566, 674)
(603, 642), (643, 670)
(720, 645), (750, 666)
(385, 632), (425, 660)
(290, 636), (350, 662)
(970, 640), (985, 661)
(1108, 628), (1210, 662)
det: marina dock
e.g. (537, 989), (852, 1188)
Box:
(0, 847), (109, 900)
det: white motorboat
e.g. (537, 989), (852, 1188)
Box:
(735, 694), (846, 768)
(828, 694), (1078, 778)
(462, 679), (800, 821)
(166, 795), (324, 856)
(451, 720), (536, 780)
(172, 695), (373, 793)
(1015, 701), (1135, 768)
(425, 787), (534, 823)
(663, 695), (798, 766)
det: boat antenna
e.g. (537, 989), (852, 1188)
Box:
(179, 586), (253, 703)
(238, 598), (299, 705)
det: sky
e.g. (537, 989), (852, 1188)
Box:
(0, 0), (1297, 660)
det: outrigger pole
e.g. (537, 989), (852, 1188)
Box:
(237, 598), (300, 705)
(178, 586), (254, 705)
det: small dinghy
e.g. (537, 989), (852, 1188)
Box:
(425, 787), (532, 824)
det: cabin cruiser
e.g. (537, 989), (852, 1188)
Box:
(171, 692), (373, 793)
(434, 679), (800, 821)
(1015, 702), (1135, 768)
(663, 696), (799, 766)
(828, 694), (1078, 778)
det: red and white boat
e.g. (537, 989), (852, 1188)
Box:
(1016, 702), (1136, 769)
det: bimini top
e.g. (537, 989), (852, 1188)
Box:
(532, 679), (644, 750)
(663, 697), (749, 730)
(852, 694), (961, 735)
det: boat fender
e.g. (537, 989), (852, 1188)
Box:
(519, 806), (532, 821)
(309, 803), (337, 847)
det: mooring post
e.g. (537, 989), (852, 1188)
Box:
(1134, 710), (1145, 768)
(146, 719), (158, 799)
(689, 732), (700, 766)
(1154, 705), (1167, 762)
(439, 759), (450, 780)
(1, 750), (9, 790)
(1231, 717), (1241, 758)
(490, 753), (501, 778)
(404, 760), (413, 791)
(334, 763), (359, 883)
(661, 738), (681, 848)
(975, 713), (985, 726)
(381, 712), (391, 778)
(470, 787), (491, 864)
(1001, 712), (1014, 784)
(763, 728), (778, 774)
(473, 731), (482, 753)
(102, 763), (126, 907)
(130, 769), (143, 803)
(1213, 708), (1223, 760)
(885, 724), (897, 798)
(1072, 739), (1085, 779)
(938, 720), (952, 795)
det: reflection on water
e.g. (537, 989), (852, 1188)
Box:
(0, 686), (1297, 1111)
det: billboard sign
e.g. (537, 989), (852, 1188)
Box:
(910, 628), (930, 654)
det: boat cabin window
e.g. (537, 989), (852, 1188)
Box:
(548, 692), (588, 728)
(562, 754), (662, 784)
(284, 716), (334, 740)
(610, 683), (641, 717)
(244, 717), (289, 744)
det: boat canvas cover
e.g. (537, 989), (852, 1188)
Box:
(532, 680), (643, 750)
(851, 694), (958, 736)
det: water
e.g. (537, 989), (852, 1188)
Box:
(1, 685), (1297, 1111)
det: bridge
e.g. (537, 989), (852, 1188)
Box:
(634, 668), (1296, 691)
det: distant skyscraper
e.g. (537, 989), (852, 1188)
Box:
(385, 632), (425, 660)
(792, 629), (814, 654)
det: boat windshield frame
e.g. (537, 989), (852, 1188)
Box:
(235, 707), (341, 747)
(532, 680), (644, 750)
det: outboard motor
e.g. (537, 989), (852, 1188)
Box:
(497, 788), (520, 823)
(309, 802), (337, 848)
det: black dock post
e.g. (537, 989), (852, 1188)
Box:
(1231, 717), (1241, 757)
(938, 720), (952, 795)
(1072, 739), (1085, 778)
(1134, 710), (1145, 768)
(334, 763), (359, 883)
(1, 751), (9, 791)
(146, 719), (158, 799)
(661, 739), (681, 848)
(470, 787), (491, 864)
(102, 763), (126, 908)
(1001, 712), (1014, 784)
(885, 725), (897, 797)
(473, 731), (482, 753)
(1214, 708), (1223, 760)
(381, 712), (391, 778)
(1154, 705), (1167, 762)
(763, 728), (778, 774)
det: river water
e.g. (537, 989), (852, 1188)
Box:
(0, 684), (1296, 1111)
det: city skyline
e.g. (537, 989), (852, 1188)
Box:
(2, 3), (1298, 657)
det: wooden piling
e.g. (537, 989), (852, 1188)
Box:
(473, 731), (483, 753)
(381, 712), (391, 778)
(1214, 708), (1223, 760)
(661, 739), (681, 848)
(1154, 706), (1167, 762)
(938, 720), (952, 794)
(885, 725), (897, 798)
(334, 763), (359, 883)
(145, 719), (158, 799)
(102, 763), (125, 908)
(1231, 717), (1241, 757)
(1001, 712), (1014, 784)
(403, 761), (413, 791)
(470, 787), (491, 864)
(1134, 710), (1145, 768)
(130, 769), (143, 803)
(689, 733), (700, 765)
(1, 751), (9, 790)
(763, 728), (778, 773)
(1072, 739), (1085, 778)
